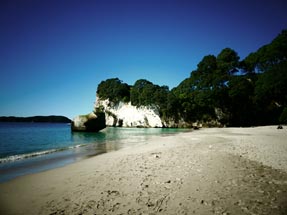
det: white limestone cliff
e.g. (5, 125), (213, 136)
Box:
(95, 96), (163, 128)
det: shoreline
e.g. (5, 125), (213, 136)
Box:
(0, 127), (188, 183)
(1, 126), (287, 214)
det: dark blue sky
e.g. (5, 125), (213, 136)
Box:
(1, 0), (286, 119)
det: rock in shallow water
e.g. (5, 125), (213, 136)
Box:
(71, 112), (106, 132)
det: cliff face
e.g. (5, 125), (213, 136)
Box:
(72, 96), (224, 130)
(94, 96), (220, 128)
(95, 96), (163, 128)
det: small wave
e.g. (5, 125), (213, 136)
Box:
(0, 144), (88, 163)
(70, 144), (86, 149)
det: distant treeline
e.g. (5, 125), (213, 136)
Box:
(97, 30), (287, 127)
(0, 116), (71, 123)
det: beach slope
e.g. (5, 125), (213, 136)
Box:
(1, 126), (287, 214)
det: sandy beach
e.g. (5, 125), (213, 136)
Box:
(1, 126), (287, 215)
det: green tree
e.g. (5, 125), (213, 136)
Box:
(194, 55), (217, 89)
(228, 76), (255, 126)
(255, 60), (287, 106)
(254, 61), (287, 124)
(217, 48), (240, 74)
(241, 30), (287, 125)
(243, 30), (287, 72)
(163, 91), (181, 120)
(131, 79), (154, 106)
(97, 78), (130, 103)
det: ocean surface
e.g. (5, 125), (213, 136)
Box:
(0, 122), (187, 183)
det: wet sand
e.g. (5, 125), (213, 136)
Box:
(0, 126), (287, 214)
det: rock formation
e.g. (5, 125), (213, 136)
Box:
(71, 111), (106, 132)
(95, 96), (163, 128)
(72, 95), (223, 130)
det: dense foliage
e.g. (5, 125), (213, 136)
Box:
(130, 79), (169, 116)
(97, 78), (130, 103)
(96, 30), (287, 127)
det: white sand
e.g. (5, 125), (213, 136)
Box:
(0, 126), (287, 214)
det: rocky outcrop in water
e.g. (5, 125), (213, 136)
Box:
(71, 111), (106, 132)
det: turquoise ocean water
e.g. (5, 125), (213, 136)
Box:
(0, 122), (187, 183)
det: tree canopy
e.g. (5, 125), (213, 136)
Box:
(97, 78), (130, 103)
(243, 30), (287, 73)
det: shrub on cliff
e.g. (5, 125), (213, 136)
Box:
(97, 78), (130, 103)
(130, 79), (169, 116)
